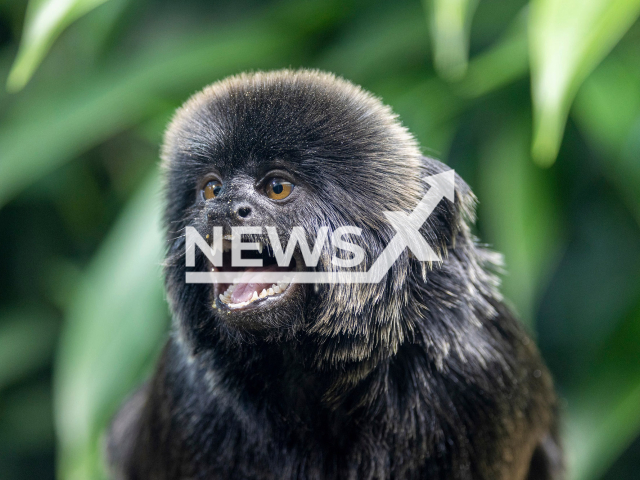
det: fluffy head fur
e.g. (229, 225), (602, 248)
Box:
(162, 70), (496, 373)
(108, 69), (562, 480)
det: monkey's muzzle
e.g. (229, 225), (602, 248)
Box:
(212, 239), (298, 311)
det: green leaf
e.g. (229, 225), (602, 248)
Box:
(315, 3), (430, 83)
(0, 382), (55, 453)
(477, 116), (564, 325)
(0, 22), (295, 209)
(570, 57), (640, 476)
(6, 0), (110, 92)
(529, 0), (640, 166)
(385, 77), (461, 157)
(572, 45), (640, 225)
(456, 9), (529, 98)
(423, 0), (479, 81)
(567, 301), (640, 480)
(53, 169), (168, 480)
(0, 308), (58, 392)
(574, 48), (640, 152)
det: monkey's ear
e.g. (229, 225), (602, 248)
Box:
(420, 156), (477, 249)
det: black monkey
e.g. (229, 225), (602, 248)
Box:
(107, 70), (563, 480)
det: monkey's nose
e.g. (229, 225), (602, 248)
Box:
(234, 205), (252, 219)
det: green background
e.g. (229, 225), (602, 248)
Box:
(1, 0), (640, 479)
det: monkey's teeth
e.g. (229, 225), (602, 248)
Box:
(223, 281), (289, 308)
(217, 284), (237, 305)
(257, 243), (263, 253)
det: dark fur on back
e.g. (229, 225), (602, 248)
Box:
(107, 70), (563, 480)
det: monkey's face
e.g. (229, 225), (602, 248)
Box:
(205, 173), (302, 311)
(188, 162), (312, 331)
(162, 70), (440, 355)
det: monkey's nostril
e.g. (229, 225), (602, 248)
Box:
(237, 207), (251, 218)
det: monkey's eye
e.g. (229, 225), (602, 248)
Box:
(265, 178), (294, 200)
(202, 180), (222, 200)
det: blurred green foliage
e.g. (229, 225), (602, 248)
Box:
(1, 0), (639, 479)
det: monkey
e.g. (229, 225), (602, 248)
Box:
(106, 69), (563, 480)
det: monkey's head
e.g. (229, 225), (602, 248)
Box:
(162, 70), (489, 375)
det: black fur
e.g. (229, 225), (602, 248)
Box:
(107, 70), (563, 480)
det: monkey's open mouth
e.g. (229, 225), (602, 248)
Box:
(212, 239), (299, 310)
